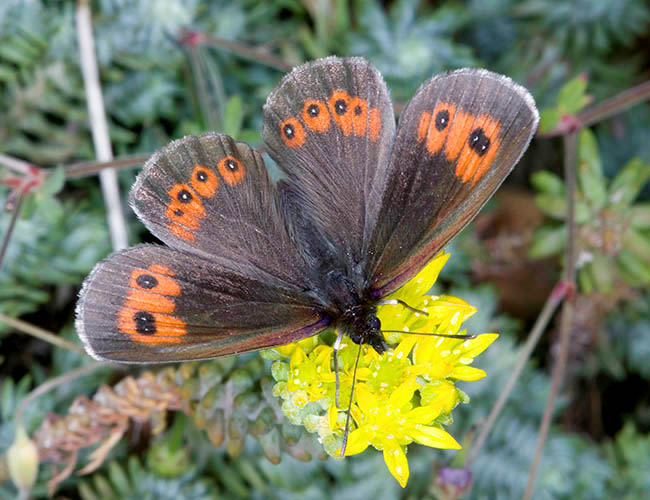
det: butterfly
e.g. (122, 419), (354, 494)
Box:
(76, 57), (538, 364)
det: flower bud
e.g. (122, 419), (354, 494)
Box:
(7, 425), (39, 493)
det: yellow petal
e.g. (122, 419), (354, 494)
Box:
(289, 347), (306, 370)
(328, 404), (338, 431)
(410, 425), (461, 449)
(459, 333), (499, 358)
(393, 336), (417, 360)
(405, 404), (443, 424)
(390, 251), (450, 302)
(450, 366), (487, 381)
(389, 379), (420, 408)
(355, 383), (378, 414)
(382, 440), (410, 488)
(344, 428), (371, 456)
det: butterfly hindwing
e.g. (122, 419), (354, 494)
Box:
(262, 57), (395, 266)
(130, 133), (310, 288)
(76, 245), (328, 363)
(368, 69), (539, 295)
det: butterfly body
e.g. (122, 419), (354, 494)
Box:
(76, 57), (538, 364)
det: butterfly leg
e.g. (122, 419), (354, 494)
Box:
(333, 328), (344, 408)
(378, 298), (429, 316)
(340, 343), (363, 457)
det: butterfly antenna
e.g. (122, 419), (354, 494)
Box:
(381, 329), (476, 340)
(333, 329), (344, 408)
(340, 342), (362, 457)
(379, 298), (429, 316)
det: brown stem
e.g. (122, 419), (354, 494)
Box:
(524, 132), (578, 499)
(197, 33), (293, 72)
(465, 281), (568, 467)
(0, 154), (35, 176)
(0, 189), (25, 272)
(63, 154), (150, 179)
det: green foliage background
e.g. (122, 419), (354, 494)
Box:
(1, 0), (649, 498)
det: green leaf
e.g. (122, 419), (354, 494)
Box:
(577, 130), (607, 208)
(556, 75), (590, 115)
(39, 166), (65, 198)
(591, 252), (614, 293)
(539, 108), (561, 133)
(617, 250), (650, 285)
(623, 228), (650, 264)
(609, 158), (650, 206)
(529, 226), (567, 258)
(578, 265), (595, 294)
(534, 193), (568, 219)
(531, 170), (566, 197)
(222, 95), (244, 139)
(629, 203), (650, 228)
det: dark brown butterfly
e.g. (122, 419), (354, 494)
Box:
(76, 57), (538, 363)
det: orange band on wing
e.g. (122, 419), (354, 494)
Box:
(218, 156), (246, 186)
(329, 90), (354, 136)
(124, 290), (175, 313)
(190, 164), (219, 198)
(302, 100), (331, 132)
(117, 308), (187, 344)
(280, 117), (306, 148)
(118, 265), (187, 344)
(350, 97), (368, 136)
(417, 103), (457, 155)
(417, 111), (432, 143)
(368, 107), (381, 142)
(453, 114), (502, 184)
(167, 184), (205, 218)
(169, 222), (196, 242)
(130, 267), (181, 297)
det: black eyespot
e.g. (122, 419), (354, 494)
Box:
(177, 189), (193, 203)
(468, 128), (490, 156)
(173, 209), (183, 217)
(283, 123), (295, 138)
(435, 110), (450, 131)
(134, 311), (156, 335)
(136, 274), (158, 289)
(307, 104), (320, 117)
(195, 170), (208, 182)
(335, 99), (347, 115)
(226, 159), (238, 172)
(354, 105), (363, 116)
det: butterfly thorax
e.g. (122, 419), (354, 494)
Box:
(338, 306), (388, 354)
(317, 268), (388, 354)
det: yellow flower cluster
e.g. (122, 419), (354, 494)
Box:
(262, 252), (497, 487)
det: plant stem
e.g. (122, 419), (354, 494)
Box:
(0, 313), (86, 355)
(199, 33), (292, 71)
(15, 363), (104, 425)
(524, 132), (578, 499)
(0, 189), (24, 272)
(465, 280), (568, 467)
(76, 0), (128, 251)
(0, 154), (34, 176)
(64, 154), (150, 180)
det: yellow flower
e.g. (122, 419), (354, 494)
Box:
(262, 252), (497, 488)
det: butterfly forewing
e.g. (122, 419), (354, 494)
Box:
(262, 57), (395, 266)
(76, 245), (328, 363)
(368, 69), (539, 295)
(130, 133), (310, 288)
